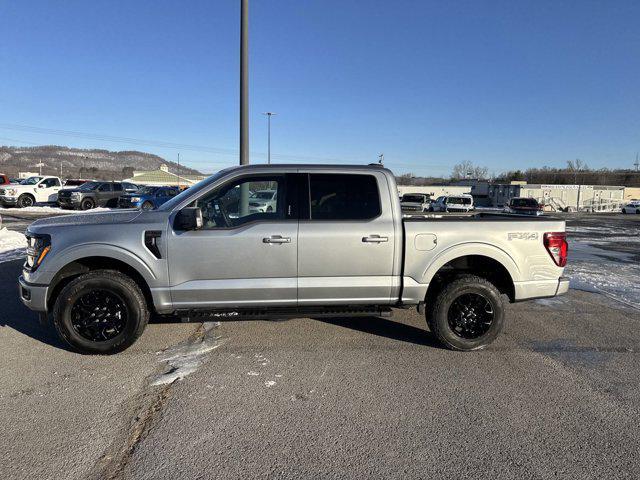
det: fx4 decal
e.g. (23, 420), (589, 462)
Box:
(508, 232), (539, 241)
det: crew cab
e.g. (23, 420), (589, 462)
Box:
(57, 181), (138, 210)
(0, 176), (63, 208)
(19, 165), (569, 354)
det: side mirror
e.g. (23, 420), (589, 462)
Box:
(38, 184), (45, 188)
(175, 207), (203, 231)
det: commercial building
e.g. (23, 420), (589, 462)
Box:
(124, 164), (207, 187)
(488, 182), (625, 212)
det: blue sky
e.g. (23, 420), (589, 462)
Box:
(1, 0), (638, 177)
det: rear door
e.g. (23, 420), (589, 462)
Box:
(297, 171), (396, 305)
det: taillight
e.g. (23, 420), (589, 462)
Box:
(544, 232), (568, 267)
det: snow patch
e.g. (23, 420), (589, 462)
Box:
(0, 227), (27, 263)
(151, 322), (222, 386)
(566, 240), (640, 310)
(264, 381), (276, 388)
(0, 204), (114, 215)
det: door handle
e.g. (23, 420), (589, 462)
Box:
(263, 235), (291, 244)
(362, 235), (388, 243)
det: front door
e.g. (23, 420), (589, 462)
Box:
(297, 172), (397, 305)
(38, 177), (62, 202)
(167, 174), (298, 309)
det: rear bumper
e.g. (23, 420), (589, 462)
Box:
(514, 276), (570, 301)
(18, 275), (49, 312)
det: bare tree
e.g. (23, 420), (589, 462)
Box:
(451, 161), (489, 180)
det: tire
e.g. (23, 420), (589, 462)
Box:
(81, 198), (95, 210)
(52, 270), (149, 354)
(141, 201), (154, 210)
(17, 194), (35, 208)
(426, 274), (505, 351)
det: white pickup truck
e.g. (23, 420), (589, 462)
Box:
(0, 176), (63, 208)
(19, 164), (569, 354)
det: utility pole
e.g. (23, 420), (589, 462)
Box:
(177, 152), (181, 189)
(263, 112), (276, 164)
(634, 153), (639, 172)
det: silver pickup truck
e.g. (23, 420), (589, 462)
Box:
(19, 164), (569, 354)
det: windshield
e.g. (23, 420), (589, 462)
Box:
(251, 191), (274, 200)
(448, 197), (472, 205)
(20, 176), (42, 185)
(138, 186), (160, 195)
(402, 195), (425, 203)
(511, 198), (538, 207)
(159, 170), (229, 211)
(77, 182), (101, 191)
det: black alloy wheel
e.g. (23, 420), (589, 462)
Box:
(447, 292), (494, 339)
(70, 289), (128, 342)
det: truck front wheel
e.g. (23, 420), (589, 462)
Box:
(81, 198), (95, 210)
(17, 194), (35, 208)
(426, 275), (505, 351)
(52, 270), (149, 354)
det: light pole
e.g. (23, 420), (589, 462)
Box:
(239, 0), (250, 216)
(262, 112), (276, 164)
(240, 0), (249, 166)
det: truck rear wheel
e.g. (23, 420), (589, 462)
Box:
(52, 270), (149, 354)
(426, 274), (504, 351)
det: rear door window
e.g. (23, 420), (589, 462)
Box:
(308, 174), (381, 220)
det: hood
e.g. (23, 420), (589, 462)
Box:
(58, 188), (85, 194)
(29, 210), (143, 231)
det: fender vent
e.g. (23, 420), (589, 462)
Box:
(144, 230), (162, 259)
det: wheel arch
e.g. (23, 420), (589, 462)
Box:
(421, 244), (520, 302)
(46, 255), (155, 312)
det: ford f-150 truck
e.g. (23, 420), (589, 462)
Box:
(19, 165), (569, 354)
(1, 176), (63, 208)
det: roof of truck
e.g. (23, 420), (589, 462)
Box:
(221, 163), (393, 174)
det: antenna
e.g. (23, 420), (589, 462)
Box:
(378, 153), (384, 166)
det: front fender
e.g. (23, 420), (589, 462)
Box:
(32, 243), (158, 286)
(420, 242), (521, 285)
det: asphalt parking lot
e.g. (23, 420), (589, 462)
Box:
(1, 210), (639, 479)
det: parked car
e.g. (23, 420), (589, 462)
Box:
(19, 164), (569, 354)
(430, 194), (474, 213)
(0, 176), (63, 208)
(57, 181), (138, 210)
(249, 189), (278, 213)
(622, 199), (640, 214)
(400, 193), (431, 213)
(0, 174), (10, 186)
(505, 197), (544, 215)
(118, 185), (179, 210)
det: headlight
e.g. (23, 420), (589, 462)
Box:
(71, 192), (81, 198)
(4, 188), (17, 196)
(25, 233), (51, 271)
(130, 197), (141, 202)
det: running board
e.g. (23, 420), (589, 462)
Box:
(175, 305), (393, 321)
